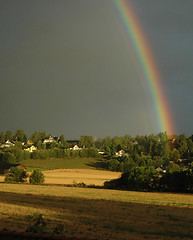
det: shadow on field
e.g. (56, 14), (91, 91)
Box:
(0, 230), (94, 240)
(86, 159), (107, 170)
(1, 191), (193, 240)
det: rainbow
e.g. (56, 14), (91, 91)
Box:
(113, 0), (175, 135)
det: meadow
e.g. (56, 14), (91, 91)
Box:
(0, 184), (193, 240)
(1, 158), (193, 239)
(0, 158), (121, 186)
(22, 157), (102, 171)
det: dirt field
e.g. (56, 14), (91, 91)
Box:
(43, 169), (121, 186)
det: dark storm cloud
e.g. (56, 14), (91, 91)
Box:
(0, 0), (192, 137)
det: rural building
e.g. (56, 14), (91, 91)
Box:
(70, 144), (82, 150)
(0, 163), (26, 175)
(43, 136), (59, 144)
(43, 136), (55, 144)
(24, 145), (37, 152)
(0, 140), (15, 148)
(115, 150), (128, 157)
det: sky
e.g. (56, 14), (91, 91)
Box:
(0, 0), (193, 139)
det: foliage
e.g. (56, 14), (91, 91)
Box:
(5, 167), (27, 183)
(29, 131), (47, 145)
(166, 163), (181, 173)
(169, 148), (181, 163)
(5, 130), (13, 142)
(31, 150), (48, 159)
(14, 129), (27, 142)
(160, 170), (193, 192)
(29, 169), (44, 185)
(26, 214), (47, 234)
(1, 130), (193, 185)
(53, 224), (65, 235)
(80, 135), (95, 148)
(2, 151), (16, 163)
(0, 132), (5, 143)
(105, 167), (193, 193)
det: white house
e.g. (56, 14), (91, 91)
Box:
(43, 136), (54, 144)
(115, 150), (127, 157)
(70, 144), (82, 150)
(0, 140), (15, 148)
(98, 151), (105, 155)
(24, 145), (37, 152)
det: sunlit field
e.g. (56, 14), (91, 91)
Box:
(0, 183), (193, 240)
(0, 168), (121, 187)
(43, 168), (121, 186)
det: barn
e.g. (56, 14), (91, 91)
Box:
(0, 163), (26, 175)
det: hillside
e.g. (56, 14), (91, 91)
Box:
(0, 184), (193, 240)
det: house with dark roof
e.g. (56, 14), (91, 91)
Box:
(0, 163), (26, 175)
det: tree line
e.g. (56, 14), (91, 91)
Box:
(104, 164), (193, 193)
(0, 130), (193, 167)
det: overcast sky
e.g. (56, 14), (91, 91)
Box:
(0, 0), (193, 138)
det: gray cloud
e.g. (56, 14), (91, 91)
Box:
(0, 0), (192, 137)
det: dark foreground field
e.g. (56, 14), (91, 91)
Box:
(0, 184), (193, 240)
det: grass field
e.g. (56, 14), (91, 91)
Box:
(43, 169), (121, 186)
(0, 158), (121, 186)
(0, 184), (193, 240)
(22, 157), (103, 171)
(0, 168), (121, 186)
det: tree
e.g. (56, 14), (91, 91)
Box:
(5, 167), (27, 183)
(3, 152), (16, 163)
(170, 148), (181, 163)
(158, 141), (170, 166)
(14, 129), (27, 142)
(36, 140), (43, 150)
(105, 166), (156, 191)
(5, 130), (13, 142)
(30, 131), (48, 145)
(80, 136), (94, 148)
(187, 139), (193, 158)
(122, 135), (133, 151)
(175, 134), (188, 159)
(11, 147), (24, 162)
(59, 135), (65, 144)
(0, 132), (5, 143)
(58, 135), (69, 149)
(102, 136), (112, 150)
(166, 163), (181, 174)
(95, 138), (103, 150)
(29, 170), (44, 185)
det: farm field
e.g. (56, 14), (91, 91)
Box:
(22, 157), (103, 171)
(0, 168), (121, 186)
(43, 168), (121, 186)
(0, 184), (193, 240)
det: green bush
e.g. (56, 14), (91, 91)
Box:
(26, 214), (47, 234)
(5, 167), (27, 183)
(29, 169), (44, 185)
(3, 152), (16, 163)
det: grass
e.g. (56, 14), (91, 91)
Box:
(0, 184), (193, 239)
(22, 157), (101, 171)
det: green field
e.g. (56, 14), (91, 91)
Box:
(22, 157), (101, 171)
